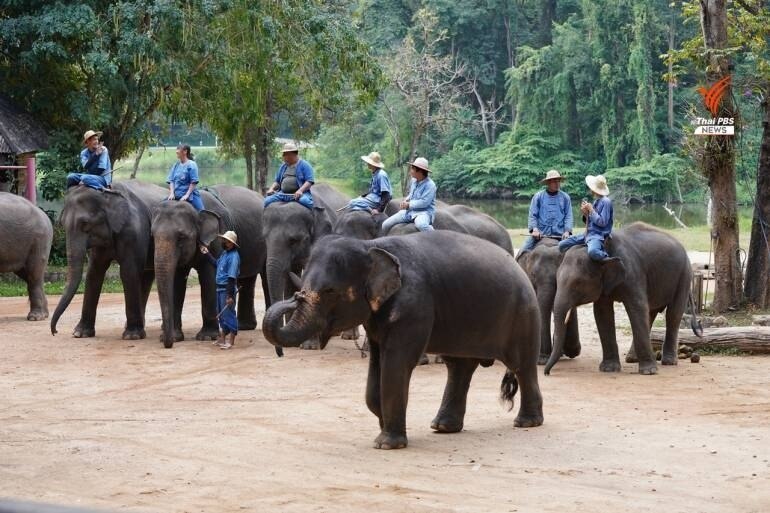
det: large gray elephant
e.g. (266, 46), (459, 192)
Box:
(151, 185), (268, 348)
(51, 181), (167, 339)
(546, 222), (699, 375)
(0, 192), (53, 320)
(516, 238), (581, 364)
(262, 183), (348, 350)
(262, 231), (544, 449)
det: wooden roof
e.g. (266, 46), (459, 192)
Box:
(0, 94), (49, 155)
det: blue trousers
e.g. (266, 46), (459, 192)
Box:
(217, 289), (238, 334)
(67, 173), (108, 190)
(264, 192), (314, 209)
(347, 197), (379, 212)
(381, 210), (434, 234)
(558, 234), (609, 261)
(171, 193), (204, 211)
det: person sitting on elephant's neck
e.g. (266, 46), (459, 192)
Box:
(166, 144), (204, 211)
(264, 142), (315, 209)
(558, 175), (617, 263)
(345, 151), (392, 215)
(199, 231), (241, 350)
(66, 130), (112, 190)
(380, 157), (436, 235)
(521, 169), (573, 252)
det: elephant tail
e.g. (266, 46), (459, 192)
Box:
(687, 291), (704, 337)
(500, 370), (518, 412)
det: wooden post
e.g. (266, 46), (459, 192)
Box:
(25, 154), (36, 204)
(692, 272), (703, 314)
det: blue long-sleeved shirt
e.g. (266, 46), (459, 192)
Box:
(405, 177), (436, 218)
(527, 190), (573, 236)
(586, 196), (614, 239)
(80, 147), (112, 185)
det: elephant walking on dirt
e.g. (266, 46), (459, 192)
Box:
(0, 192), (53, 320)
(546, 222), (700, 375)
(51, 181), (167, 339)
(151, 185), (268, 348)
(263, 232), (544, 449)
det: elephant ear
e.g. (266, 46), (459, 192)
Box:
(601, 259), (626, 296)
(366, 247), (402, 312)
(104, 189), (129, 234)
(311, 206), (333, 241)
(198, 210), (222, 245)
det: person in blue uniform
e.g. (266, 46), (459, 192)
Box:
(200, 230), (240, 349)
(380, 157), (436, 234)
(166, 144), (204, 211)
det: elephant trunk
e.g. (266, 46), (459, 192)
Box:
(262, 297), (322, 348)
(545, 297), (573, 375)
(154, 241), (179, 348)
(265, 255), (289, 305)
(51, 233), (87, 335)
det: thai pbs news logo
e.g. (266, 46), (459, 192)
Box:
(693, 75), (734, 136)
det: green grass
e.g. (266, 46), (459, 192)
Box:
(0, 277), (125, 297)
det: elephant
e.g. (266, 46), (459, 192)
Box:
(0, 192), (53, 320)
(51, 181), (167, 339)
(516, 238), (581, 364)
(151, 185), (268, 348)
(262, 231), (544, 449)
(545, 222), (699, 375)
(262, 183), (349, 350)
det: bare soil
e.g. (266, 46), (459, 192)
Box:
(1, 288), (769, 513)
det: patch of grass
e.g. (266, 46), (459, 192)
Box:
(694, 346), (747, 356)
(0, 277), (125, 297)
(660, 225), (751, 252)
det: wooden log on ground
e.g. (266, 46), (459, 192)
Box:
(651, 327), (770, 354)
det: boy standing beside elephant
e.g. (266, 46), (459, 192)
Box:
(200, 231), (241, 350)
(558, 174), (617, 263)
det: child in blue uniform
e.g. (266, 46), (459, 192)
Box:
(200, 230), (240, 349)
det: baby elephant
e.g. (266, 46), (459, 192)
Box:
(263, 231), (544, 449)
(0, 192), (53, 320)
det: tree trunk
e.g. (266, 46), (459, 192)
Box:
(744, 96), (770, 307)
(539, 0), (557, 46)
(130, 146), (144, 179)
(255, 95), (273, 196)
(504, 13), (517, 129)
(667, 12), (676, 149)
(565, 73), (580, 148)
(700, 0), (742, 312)
(244, 125), (254, 191)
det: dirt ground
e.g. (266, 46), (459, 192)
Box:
(1, 286), (769, 513)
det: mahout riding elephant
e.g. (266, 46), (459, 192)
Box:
(516, 238), (581, 364)
(51, 181), (167, 339)
(262, 231), (544, 449)
(546, 222), (700, 375)
(0, 192), (53, 320)
(262, 183), (348, 350)
(151, 185), (268, 347)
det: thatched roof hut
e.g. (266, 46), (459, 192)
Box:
(0, 95), (49, 155)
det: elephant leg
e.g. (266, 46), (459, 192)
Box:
(195, 261), (219, 341)
(22, 259), (48, 321)
(624, 298), (657, 375)
(75, 252), (111, 338)
(626, 310), (657, 363)
(431, 356), (479, 433)
(139, 269), (154, 321)
(172, 268), (189, 342)
(563, 306), (581, 359)
(537, 293), (553, 365)
(662, 300), (686, 366)
(512, 363), (544, 428)
(120, 260), (148, 340)
(374, 325), (428, 450)
(236, 275), (258, 330)
(365, 339), (383, 427)
(593, 298), (621, 372)
(341, 325), (360, 340)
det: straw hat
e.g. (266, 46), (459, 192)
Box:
(540, 169), (564, 183)
(82, 129), (102, 145)
(410, 157), (430, 173)
(282, 142), (299, 153)
(361, 151), (385, 169)
(585, 175), (610, 196)
(218, 230), (240, 248)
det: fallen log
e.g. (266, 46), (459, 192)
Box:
(651, 327), (770, 354)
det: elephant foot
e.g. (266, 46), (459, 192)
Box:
(514, 413), (544, 428)
(195, 328), (220, 341)
(27, 309), (48, 321)
(661, 352), (678, 365)
(434, 355), (445, 364)
(599, 359), (622, 372)
(625, 347), (638, 363)
(73, 324), (96, 338)
(430, 412), (463, 433)
(418, 353), (430, 366)
(159, 331), (184, 344)
(122, 327), (146, 340)
(373, 431), (408, 450)
(537, 353), (550, 366)
(238, 319), (258, 331)
(563, 342), (581, 359)
(300, 339), (320, 350)
(341, 328), (359, 340)
(638, 361), (658, 375)
(361, 338), (370, 352)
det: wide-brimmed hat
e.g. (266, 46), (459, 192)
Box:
(585, 175), (610, 196)
(541, 169), (564, 183)
(361, 151), (384, 169)
(218, 230), (239, 248)
(410, 157), (430, 173)
(82, 130), (102, 145)
(282, 142), (299, 153)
